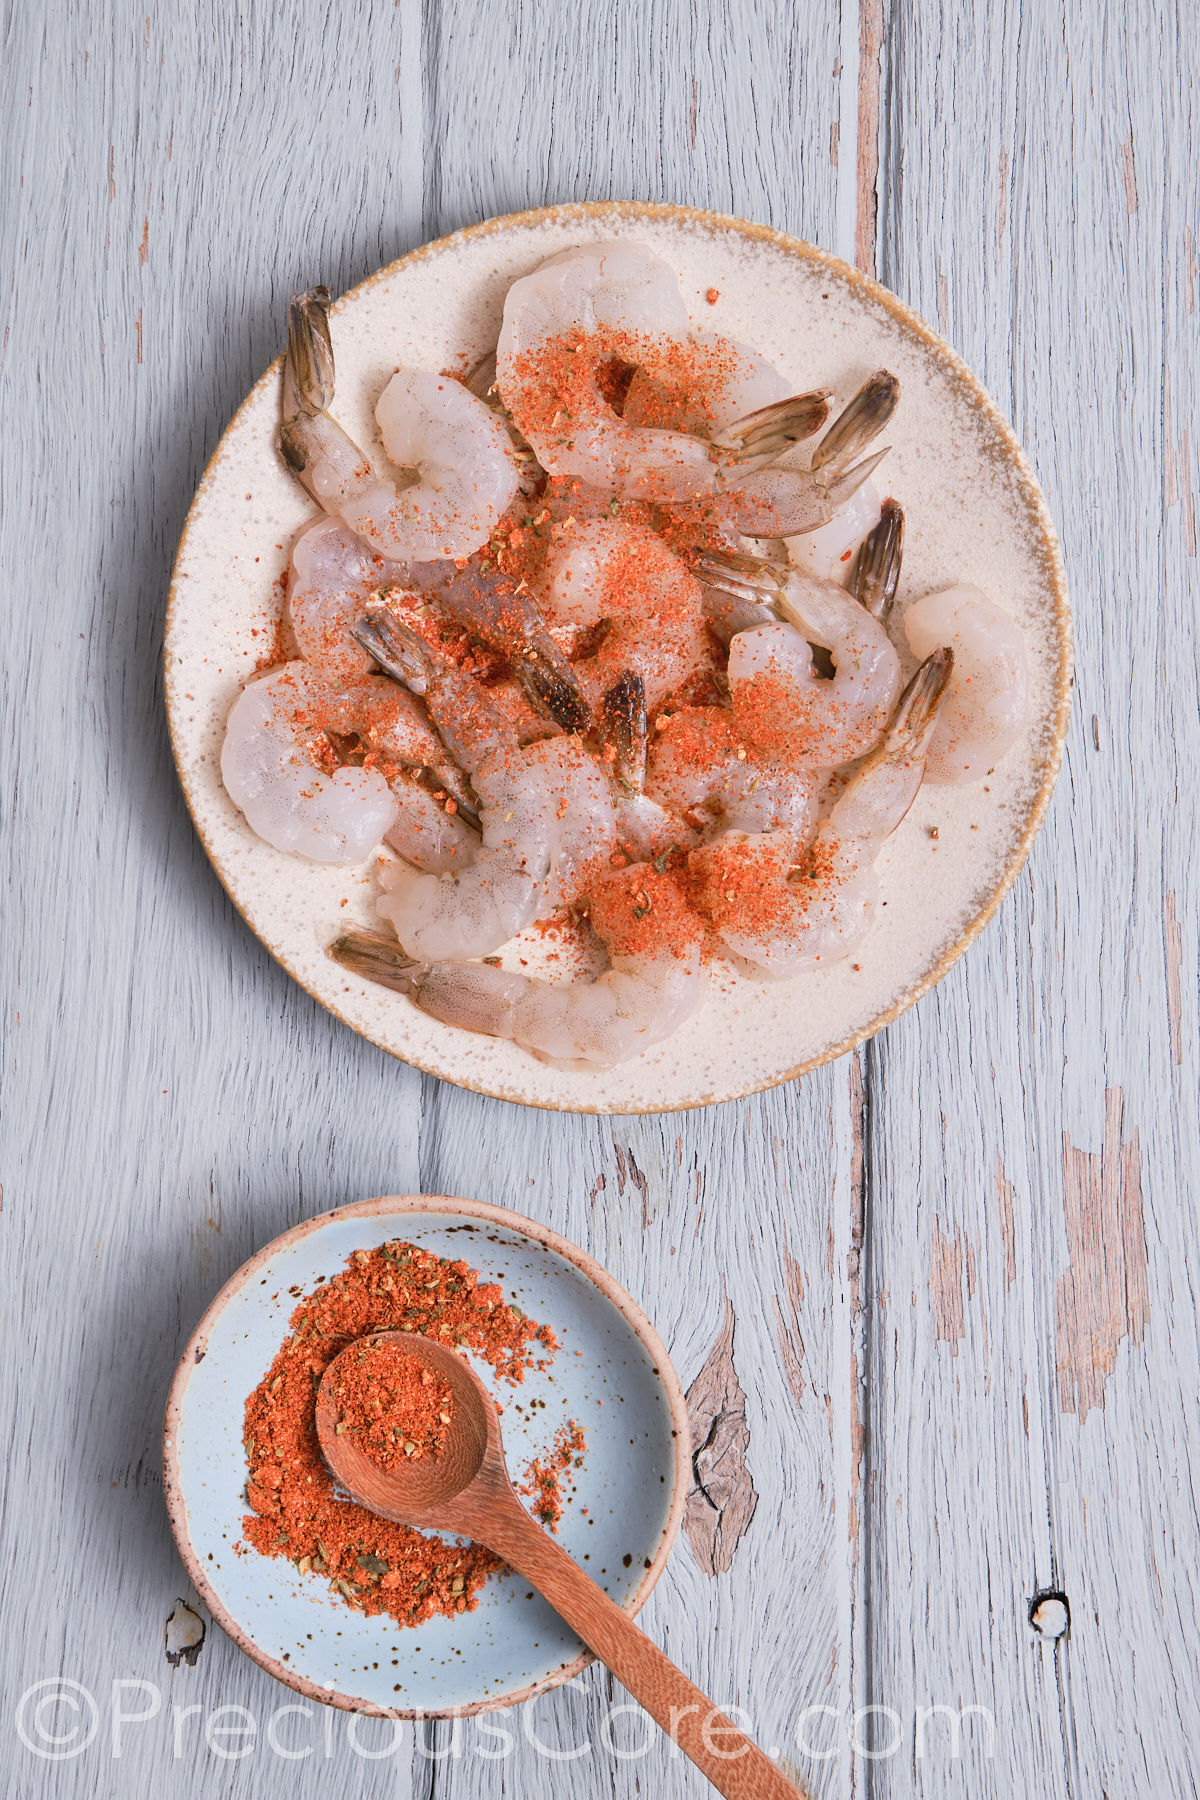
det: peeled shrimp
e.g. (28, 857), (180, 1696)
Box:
(332, 864), (707, 1068)
(279, 288), (518, 561)
(354, 611), (563, 960)
(646, 706), (818, 840)
(287, 518), (399, 681)
(690, 649), (953, 975)
(902, 586), (1028, 783)
(496, 241), (834, 507)
(539, 517), (711, 710)
(220, 664), (399, 864)
(701, 549), (901, 767)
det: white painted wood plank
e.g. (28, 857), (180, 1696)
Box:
(424, 0), (845, 243)
(416, 4), (860, 1794)
(0, 3), (431, 1793)
(861, 2), (1200, 1792)
(414, 1074), (862, 1796)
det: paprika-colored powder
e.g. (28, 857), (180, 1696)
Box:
(326, 1340), (454, 1472)
(241, 1239), (584, 1627)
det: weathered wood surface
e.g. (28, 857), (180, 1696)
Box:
(0, 2), (1195, 1797)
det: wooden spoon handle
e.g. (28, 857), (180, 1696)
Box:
(479, 1501), (808, 1800)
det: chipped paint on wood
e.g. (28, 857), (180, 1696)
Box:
(773, 1247), (806, 1411)
(929, 1217), (967, 1353)
(1164, 367), (1179, 507)
(1055, 1090), (1149, 1419)
(1180, 428), (1197, 555)
(1121, 134), (1138, 212)
(683, 1295), (758, 1576)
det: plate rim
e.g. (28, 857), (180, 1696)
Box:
(164, 199), (1073, 1114)
(161, 1191), (692, 1718)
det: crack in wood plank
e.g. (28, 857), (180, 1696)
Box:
(1055, 1089), (1149, 1419)
(1164, 890), (1183, 1065)
(855, 0), (883, 276)
(683, 1294), (758, 1576)
(613, 1144), (650, 1227)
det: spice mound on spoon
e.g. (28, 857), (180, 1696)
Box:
(317, 1331), (808, 1800)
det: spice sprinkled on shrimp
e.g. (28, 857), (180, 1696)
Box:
(214, 247), (1031, 1067)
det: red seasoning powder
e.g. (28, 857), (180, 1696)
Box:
(241, 1239), (583, 1626)
(326, 1340), (454, 1472)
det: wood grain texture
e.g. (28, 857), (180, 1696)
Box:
(3, 0), (1195, 1794)
(0, 2), (853, 1797)
(862, 1), (1200, 1792)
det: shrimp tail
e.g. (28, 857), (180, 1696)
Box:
(853, 498), (905, 619)
(600, 672), (648, 793)
(329, 928), (425, 995)
(279, 288), (336, 476)
(881, 646), (955, 761)
(352, 608), (444, 692)
(442, 574), (590, 735)
(286, 288), (336, 414)
(712, 390), (832, 467)
(278, 286), (379, 512)
(811, 370), (899, 473)
(694, 547), (786, 605)
(519, 653), (592, 736)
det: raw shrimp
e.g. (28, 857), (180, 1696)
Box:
(698, 500), (905, 643)
(438, 561), (589, 732)
(902, 585), (1028, 783)
(287, 517), (399, 681)
(710, 372), (899, 539)
(786, 478), (883, 582)
(330, 864), (707, 1068)
(646, 706), (818, 841)
(316, 673), (480, 828)
(622, 331), (795, 435)
(690, 648), (953, 975)
(220, 664), (399, 864)
(539, 517), (711, 710)
(701, 548), (902, 767)
(279, 288), (519, 561)
(353, 610), (564, 960)
(599, 672), (694, 859)
(383, 776), (479, 873)
(495, 241), (836, 507)
(523, 734), (621, 906)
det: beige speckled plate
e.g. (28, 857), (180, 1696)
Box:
(164, 202), (1071, 1113)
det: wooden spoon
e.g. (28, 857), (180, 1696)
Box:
(316, 1331), (807, 1800)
